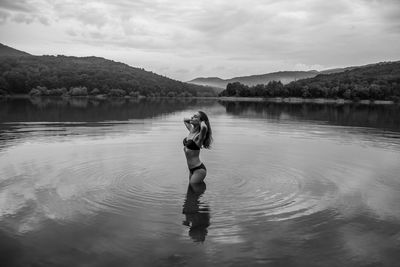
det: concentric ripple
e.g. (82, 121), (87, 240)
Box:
(205, 158), (340, 227)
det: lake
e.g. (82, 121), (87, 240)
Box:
(1, 97), (400, 267)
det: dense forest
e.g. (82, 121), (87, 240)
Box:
(219, 61), (400, 101)
(0, 55), (216, 97)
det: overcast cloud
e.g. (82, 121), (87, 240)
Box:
(1, 0), (399, 81)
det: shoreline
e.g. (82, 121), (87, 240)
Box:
(1, 94), (396, 105)
(217, 96), (396, 105)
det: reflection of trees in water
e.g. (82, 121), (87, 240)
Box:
(219, 101), (400, 131)
(0, 97), (218, 151)
(0, 97), (215, 123)
(69, 98), (89, 108)
(182, 182), (210, 243)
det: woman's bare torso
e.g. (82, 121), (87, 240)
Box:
(184, 131), (202, 168)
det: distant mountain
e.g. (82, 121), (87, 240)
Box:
(189, 70), (324, 90)
(189, 77), (224, 87)
(0, 43), (216, 97)
(0, 43), (31, 57)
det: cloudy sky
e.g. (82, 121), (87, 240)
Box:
(1, 0), (399, 81)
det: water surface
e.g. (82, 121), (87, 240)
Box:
(1, 98), (400, 266)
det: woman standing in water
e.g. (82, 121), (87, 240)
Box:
(183, 111), (212, 183)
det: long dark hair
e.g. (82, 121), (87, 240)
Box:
(198, 111), (213, 149)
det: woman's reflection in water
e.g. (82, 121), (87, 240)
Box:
(182, 182), (210, 242)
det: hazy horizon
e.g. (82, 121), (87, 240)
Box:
(1, 0), (400, 81)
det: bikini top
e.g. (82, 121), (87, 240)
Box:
(183, 137), (201, 150)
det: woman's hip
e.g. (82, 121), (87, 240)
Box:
(189, 163), (206, 174)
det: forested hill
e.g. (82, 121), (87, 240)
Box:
(0, 43), (31, 57)
(285, 61), (400, 100)
(0, 46), (216, 97)
(219, 61), (400, 101)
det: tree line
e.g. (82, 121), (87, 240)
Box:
(219, 61), (400, 101)
(0, 55), (216, 97)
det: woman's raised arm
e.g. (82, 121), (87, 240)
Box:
(183, 118), (193, 131)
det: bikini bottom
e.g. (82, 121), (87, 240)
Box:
(189, 163), (206, 175)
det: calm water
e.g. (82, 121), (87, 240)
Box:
(1, 97), (400, 267)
